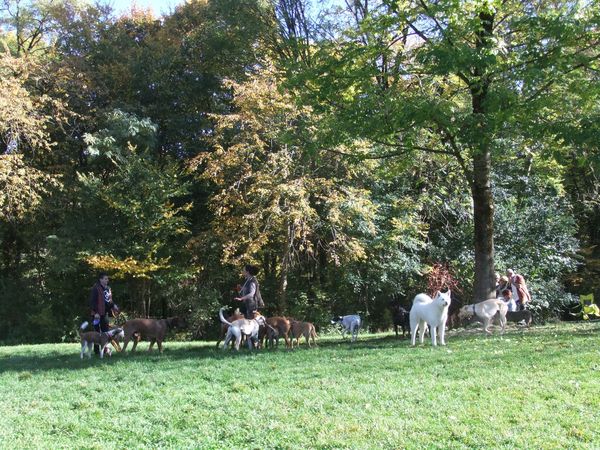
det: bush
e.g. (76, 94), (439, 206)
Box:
(527, 279), (578, 324)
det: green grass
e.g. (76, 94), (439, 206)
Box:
(1, 322), (599, 449)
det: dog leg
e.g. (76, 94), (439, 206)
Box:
(439, 321), (447, 346)
(430, 324), (437, 346)
(157, 340), (163, 353)
(111, 340), (122, 352)
(223, 332), (230, 350)
(122, 334), (131, 352)
(81, 343), (85, 360)
(410, 315), (418, 346)
(148, 339), (156, 351)
(499, 316), (506, 334)
(483, 318), (491, 334)
(418, 320), (426, 344)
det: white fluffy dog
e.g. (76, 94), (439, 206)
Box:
(331, 315), (361, 342)
(458, 299), (508, 334)
(410, 290), (451, 346)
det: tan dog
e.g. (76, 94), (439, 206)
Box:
(216, 309), (245, 348)
(260, 316), (292, 348)
(290, 320), (318, 348)
(218, 308), (266, 351)
(121, 317), (182, 353)
(458, 299), (508, 334)
(79, 321), (124, 359)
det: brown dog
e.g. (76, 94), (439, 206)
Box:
(121, 317), (182, 353)
(290, 320), (318, 348)
(259, 316), (291, 348)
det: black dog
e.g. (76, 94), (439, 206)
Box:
(391, 305), (410, 338)
(506, 310), (533, 326)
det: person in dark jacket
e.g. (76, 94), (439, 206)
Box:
(234, 264), (263, 319)
(89, 272), (118, 355)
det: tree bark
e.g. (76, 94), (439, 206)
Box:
(470, 11), (496, 302)
(471, 149), (496, 301)
(278, 222), (293, 313)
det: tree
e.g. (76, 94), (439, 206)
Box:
(285, 0), (600, 301)
(51, 110), (192, 317)
(195, 66), (379, 312)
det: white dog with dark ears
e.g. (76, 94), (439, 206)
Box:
(458, 299), (508, 334)
(331, 315), (361, 342)
(79, 321), (124, 359)
(410, 290), (451, 346)
(218, 308), (266, 350)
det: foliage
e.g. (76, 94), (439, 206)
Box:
(0, 0), (598, 342)
(285, 0), (600, 300)
(0, 51), (63, 154)
(196, 66), (384, 311)
(49, 110), (193, 317)
(0, 154), (60, 223)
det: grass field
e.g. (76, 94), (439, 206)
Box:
(1, 322), (599, 449)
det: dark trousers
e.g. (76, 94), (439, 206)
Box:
(242, 299), (257, 319)
(92, 315), (109, 355)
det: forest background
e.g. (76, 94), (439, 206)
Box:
(1, 0), (598, 343)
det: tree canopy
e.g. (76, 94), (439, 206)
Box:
(0, 0), (597, 342)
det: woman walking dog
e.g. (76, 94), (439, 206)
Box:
(89, 272), (120, 355)
(234, 264), (264, 319)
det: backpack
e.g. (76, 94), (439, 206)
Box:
(253, 277), (265, 309)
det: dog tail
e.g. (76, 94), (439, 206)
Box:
(79, 321), (89, 336)
(311, 326), (318, 339)
(218, 308), (233, 326)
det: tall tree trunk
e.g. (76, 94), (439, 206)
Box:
(278, 222), (293, 313)
(146, 282), (152, 318)
(471, 150), (496, 301)
(470, 10), (496, 302)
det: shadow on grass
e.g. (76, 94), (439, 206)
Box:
(0, 334), (400, 374)
(1, 321), (598, 375)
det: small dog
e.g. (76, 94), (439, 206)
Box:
(410, 290), (451, 346)
(290, 320), (318, 348)
(219, 308), (266, 350)
(79, 321), (124, 359)
(506, 309), (533, 327)
(391, 305), (410, 338)
(331, 315), (361, 342)
(458, 299), (508, 334)
(121, 317), (184, 353)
